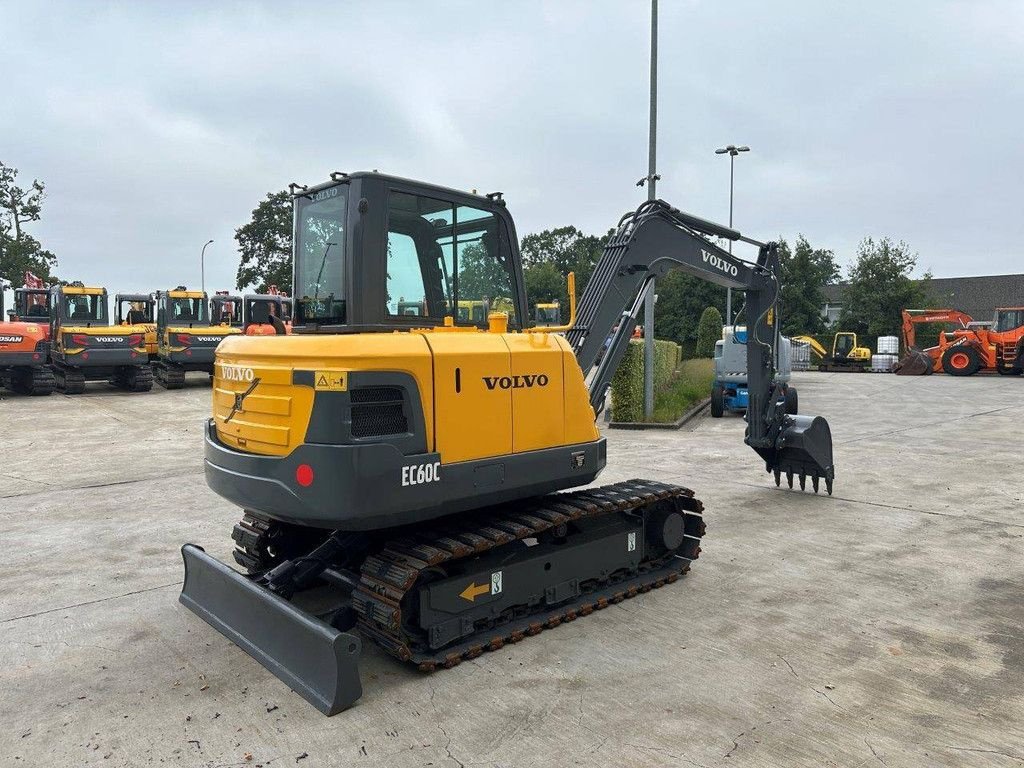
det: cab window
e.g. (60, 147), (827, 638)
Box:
(170, 296), (207, 324)
(995, 309), (1024, 332)
(385, 191), (518, 325)
(64, 294), (107, 323)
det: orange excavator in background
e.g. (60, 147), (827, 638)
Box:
(0, 275), (54, 395)
(897, 307), (1024, 376)
(266, 285), (293, 326)
(241, 293), (289, 335)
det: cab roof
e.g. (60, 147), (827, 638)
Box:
(167, 290), (206, 299)
(61, 285), (105, 295)
(292, 171), (502, 207)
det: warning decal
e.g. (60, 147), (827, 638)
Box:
(314, 370), (348, 391)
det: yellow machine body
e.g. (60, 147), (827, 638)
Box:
(211, 327), (599, 463)
(55, 286), (149, 355)
(158, 289), (241, 355)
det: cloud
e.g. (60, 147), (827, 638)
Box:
(2, 0), (1021, 310)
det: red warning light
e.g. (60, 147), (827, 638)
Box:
(295, 464), (314, 487)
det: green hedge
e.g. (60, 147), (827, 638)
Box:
(695, 306), (723, 358)
(610, 338), (682, 422)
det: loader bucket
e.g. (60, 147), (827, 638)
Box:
(893, 348), (933, 376)
(756, 414), (835, 494)
(179, 544), (363, 715)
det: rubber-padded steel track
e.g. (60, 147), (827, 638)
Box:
(53, 365), (86, 394)
(155, 363), (186, 389)
(352, 479), (704, 670)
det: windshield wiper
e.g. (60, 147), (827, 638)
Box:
(312, 242), (337, 312)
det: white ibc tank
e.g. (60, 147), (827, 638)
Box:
(791, 340), (811, 371)
(877, 336), (899, 354)
(871, 354), (898, 372)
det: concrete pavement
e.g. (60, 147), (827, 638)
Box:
(1, 371), (1022, 767)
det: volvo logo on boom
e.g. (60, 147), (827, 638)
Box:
(483, 374), (549, 390)
(701, 249), (739, 277)
(219, 364), (255, 382)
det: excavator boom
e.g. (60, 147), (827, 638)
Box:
(567, 200), (834, 493)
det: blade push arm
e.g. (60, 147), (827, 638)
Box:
(566, 199), (835, 493)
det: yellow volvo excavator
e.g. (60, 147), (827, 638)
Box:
(180, 172), (835, 714)
(152, 288), (242, 388)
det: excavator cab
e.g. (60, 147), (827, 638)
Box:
(211, 293), (243, 327)
(242, 294), (288, 335)
(115, 294), (155, 326)
(833, 332), (855, 358)
(291, 175), (527, 332)
(115, 294), (157, 360)
(13, 288), (50, 322)
(535, 302), (561, 326)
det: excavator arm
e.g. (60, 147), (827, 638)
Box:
(791, 335), (828, 360)
(566, 200), (835, 493)
(901, 308), (973, 350)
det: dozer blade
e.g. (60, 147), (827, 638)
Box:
(757, 414), (835, 495)
(179, 544), (362, 715)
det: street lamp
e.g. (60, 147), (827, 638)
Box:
(201, 239), (214, 296)
(714, 144), (750, 325)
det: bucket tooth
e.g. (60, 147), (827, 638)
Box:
(755, 414), (835, 494)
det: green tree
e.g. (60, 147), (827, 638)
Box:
(520, 225), (610, 296)
(517, 225), (613, 318)
(839, 237), (928, 339)
(695, 306), (723, 358)
(235, 191), (292, 293)
(523, 261), (566, 318)
(777, 235), (839, 336)
(456, 241), (516, 308)
(0, 161), (59, 287)
(652, 270), (727, 355)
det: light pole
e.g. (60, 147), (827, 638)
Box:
(714, 144), (749, 325)
(200, 239), (214, 296)
(639, 0), (659, 420)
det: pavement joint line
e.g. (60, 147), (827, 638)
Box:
(836, 405), (1019, 445)
(2, 581), (183, 624)
(651, 472), (1024, 531)
(0, 469), (203, 500)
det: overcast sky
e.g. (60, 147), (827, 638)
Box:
(2, 0), (1022, 301)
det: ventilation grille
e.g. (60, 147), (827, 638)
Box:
(350, 386), (408, 438)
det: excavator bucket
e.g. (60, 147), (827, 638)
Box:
(893, 348), (933, 375)
(179, 544), (363, 715)
(755, 414), (835, 495)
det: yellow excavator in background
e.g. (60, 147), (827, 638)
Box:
(180, 171), (836, 715)
(793, 332), (872, 372)
(48, 284), (152, 393)
(152, 288), (242, 388)
(534, 301), (561, 326)
(114, 293), (157, 360)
